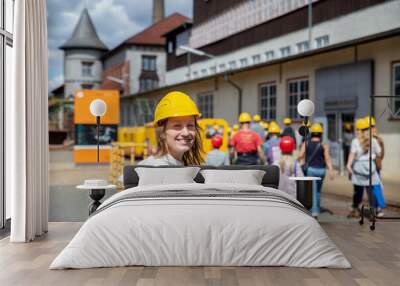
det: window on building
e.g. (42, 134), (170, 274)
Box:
(219, 63), (226, 72)
(260, 83), (277, 120)
(142, 56), (157, 71)
(252, 54), (261, 64)
(265, 50), (274, 61)
(240, 58), (248, 68)
(315, 35), (329, 48)
(81, 83), (94, 90)
(229, 61), (237, 70)
(197, 93), (213, 118)
(139, 79), (158, 92)
(167, 41), (174, 54)
(296, 41), (309, 53)
(393, 63), (400, 117)
(81, 62), (93, 77)
(280, 46), (291, 57)
(288, 78), (309, 119)
(209, 66), (217, 74)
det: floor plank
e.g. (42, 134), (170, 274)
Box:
(0, 222), (399, 286)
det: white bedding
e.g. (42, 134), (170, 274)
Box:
(50, 183), (351, 269)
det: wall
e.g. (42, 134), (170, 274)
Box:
(132, 37), (400, 174)
(166, 0), (400, 85)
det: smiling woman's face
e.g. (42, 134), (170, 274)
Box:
(164, 116), (196, 158)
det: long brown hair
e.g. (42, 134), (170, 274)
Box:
(154, 117), (205, 165)
(357, 129), (370, 154)
(279, 154), (295, 175)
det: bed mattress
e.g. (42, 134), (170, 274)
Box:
(50, 183), (351, 269)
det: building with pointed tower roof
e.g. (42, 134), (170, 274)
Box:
(60, 8), (108, 100)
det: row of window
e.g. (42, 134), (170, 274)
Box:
(196, 78), (309, 120)
(196, 65), (400, 120)
(81, 55), (158, 78)
(190, 35), (330, 79)
(121, 99), (157, 126)
(123, 63), (400, 126)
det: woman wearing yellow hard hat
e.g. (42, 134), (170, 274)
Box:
(297, 123), (335, 218)
(263, 123), (281, 164)
(347, 117), (384, 218)
(139, 91), (204, 166)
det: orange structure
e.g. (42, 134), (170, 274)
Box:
(73, 90), (120, 164)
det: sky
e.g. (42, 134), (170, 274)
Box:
(47, 0), (192, 92)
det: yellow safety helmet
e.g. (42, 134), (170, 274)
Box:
(227, 127), (232, 134)
(238, 112), (251, 123)
(356, 118), (369, 130)
(154, 91), (201, 125)
(344, 122), (352, 131)
(233, 124), (239, 131)
(253, 114), (261, 122)
(310, 123), (323, 133)
(283, 117), (292, 125)
(268, 124), (281, 134)
(260, 121), (269, 129)
(213, 125), (219, 131)
(364, 116), (376, 127)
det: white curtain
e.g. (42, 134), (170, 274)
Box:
(8, 0), (49, 242)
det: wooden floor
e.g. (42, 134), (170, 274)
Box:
(0, 221), (399, 286)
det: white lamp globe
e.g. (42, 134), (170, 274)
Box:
(90, 99), (107, 117)
(297, 99), (315, 117)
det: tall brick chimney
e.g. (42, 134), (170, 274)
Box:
(152, 0), (165, 24)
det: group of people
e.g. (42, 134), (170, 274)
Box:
(211, 112), (334, 217)
(140, 91), (385, 219)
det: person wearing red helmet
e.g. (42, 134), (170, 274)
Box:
(275, 136), (303, 198)
(205, 135), (230, 166)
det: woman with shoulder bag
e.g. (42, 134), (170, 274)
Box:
(346, 118), (382, 218)
(297, 123), (335, 217)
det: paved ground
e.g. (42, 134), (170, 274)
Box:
(49, 151), (400, 222)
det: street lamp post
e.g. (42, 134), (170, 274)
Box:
(179, 45), (215, 79)
(297, 99), (315, 174)
(178, 45), (243, 116)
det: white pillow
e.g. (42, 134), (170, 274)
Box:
(136, 167), (200, 186)
(200, 169), (266, 185)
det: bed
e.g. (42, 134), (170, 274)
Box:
(50, 165), (350, 269)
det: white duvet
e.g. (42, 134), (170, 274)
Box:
(50, 183), (351, 269)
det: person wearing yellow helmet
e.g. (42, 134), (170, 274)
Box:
(263, 123), (281, 164)
(346, 117), (383, 218)
(297, 122), (335, 217)
(250, 114), (266, 140)
(139, 91), (204, 166)
(342, 122), (355, 167)
(230, 112), (265, 165)
(281, 117), (297, 146)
